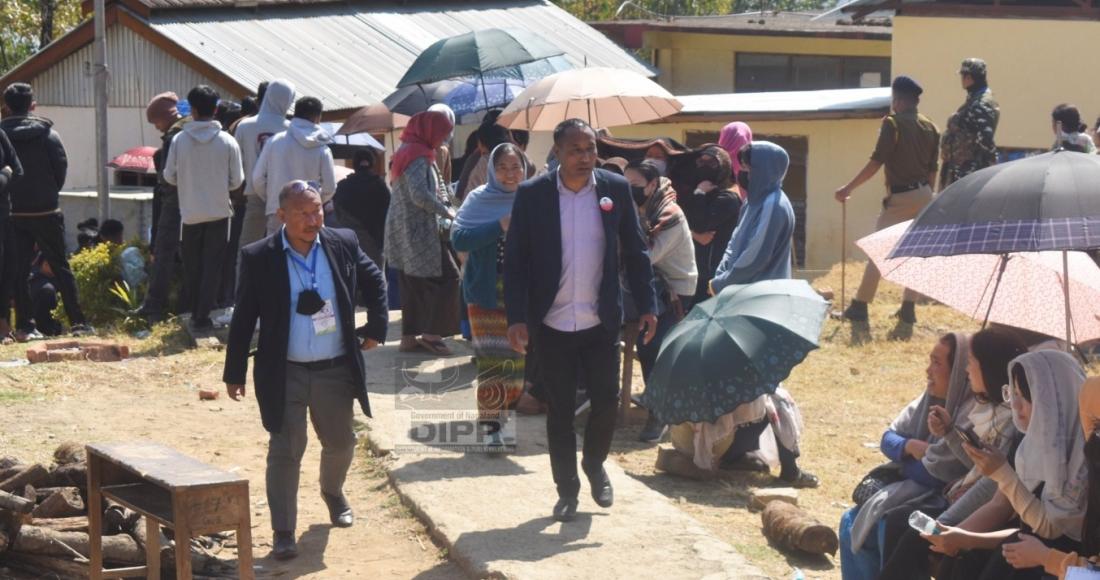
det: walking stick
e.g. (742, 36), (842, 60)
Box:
(830, 201), (847, 319)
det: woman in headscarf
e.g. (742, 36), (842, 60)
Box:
(708, 141), (794, 294)
(385, 110), (460, 356)
(839, 333), (973, 580)
(679, 145), (741, 305)
(718, 122), (752, 199)
(623, 159), (697, 443)
(922, 350), (1088, 580)
(451, 143), (527, 441)
(427, 103), (456, 185)
(999, 378), (1100, 578)
(877, 327), (1028, 580)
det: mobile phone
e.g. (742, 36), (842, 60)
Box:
(955, 425), (982, 448)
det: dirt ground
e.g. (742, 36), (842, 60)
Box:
(0, 329), (459, 580)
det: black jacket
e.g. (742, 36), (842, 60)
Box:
(0, 115), (67, 214)
(0, 129), (23, 211)
(153, 116), (187, 203)
(504, 168), (656, 335)
(222, 227), (389, 433)
(332, 169), (390, 252)
(682, 187), (741, 281)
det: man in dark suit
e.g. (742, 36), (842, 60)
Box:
(505, 118), (658, 522)
(223, 180), (388, 559)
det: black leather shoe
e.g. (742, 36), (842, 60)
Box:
(552, 497), (579, 522)
(322, 492), (354, 527)
(272, 530), (298, 560)
(587, 468), (614, 508)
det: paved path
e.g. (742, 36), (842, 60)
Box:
(358, 312), (768, 580)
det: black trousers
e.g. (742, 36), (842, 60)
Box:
(721, 416), (801, 477)
(181, 218), (228, 324)
(0, 218), (14, 323)
(12, 213), (85, 331)
(141, 195), (182, 316)
(940, 531), (1079, 580)
(535, 323), (620, 499)
(218, 200), (247, 309)
(30, 276), (61, 336)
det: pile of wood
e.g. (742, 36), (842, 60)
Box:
(0, 443), (236, 578)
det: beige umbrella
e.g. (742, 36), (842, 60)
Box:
(337, 103), (409, 155)
(495, 67), (682, 131)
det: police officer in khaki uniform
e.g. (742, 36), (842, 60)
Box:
(835, 76), (939, 328)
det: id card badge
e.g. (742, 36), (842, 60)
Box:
(312, 300), (337, 336)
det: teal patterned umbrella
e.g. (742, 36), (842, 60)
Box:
(642, 279), (828, 425)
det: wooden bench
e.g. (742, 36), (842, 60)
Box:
(86, 441), (254, 579)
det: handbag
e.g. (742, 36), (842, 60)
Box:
(851, 462), (904, 507)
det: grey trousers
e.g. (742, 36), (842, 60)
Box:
(239, 194), (269, 248)
(267, 363), (357, 532)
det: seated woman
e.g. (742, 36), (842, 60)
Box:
(876, 327), (1027, 580)
(450, 143), (527, 446)
(922, 349), (1088, 580)
(838, 333), (973, 580)
(996, 377), (1100, 579)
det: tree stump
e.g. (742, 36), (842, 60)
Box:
(761, 500), (839, 556)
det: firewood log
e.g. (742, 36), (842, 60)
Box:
(761, 500), (839, 556)
(11, 524), (143, 564)
(0, 464), (47, 493)
(0, 489), (34, 514)
(31, 487), (85, 518)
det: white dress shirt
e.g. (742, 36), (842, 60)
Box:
(543, 170), (606, 332)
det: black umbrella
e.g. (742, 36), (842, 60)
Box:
(397, 28), (564, 88)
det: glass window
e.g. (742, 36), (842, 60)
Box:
(735, 53), (890, 92)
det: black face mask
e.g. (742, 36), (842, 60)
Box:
(695, 165), (719, 184)
(736, 170), (750, 192)
(631, 185), (648, 207)
(296, 289), (325, 316)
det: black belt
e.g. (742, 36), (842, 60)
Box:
(890, 181), (929, 195)
(287, 355), (348, 371)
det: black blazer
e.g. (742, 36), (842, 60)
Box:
(504, 168), (656, 335)
(223, 227), (389, 433)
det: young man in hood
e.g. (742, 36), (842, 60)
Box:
(1, 82), (93, 340)
(136, 91), (189, 323)
(252, 96), (336, 236)
(163, 85), (244, 331)
(235, 79), (295, 247)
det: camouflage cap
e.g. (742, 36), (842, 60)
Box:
(959, 58), (987, 78)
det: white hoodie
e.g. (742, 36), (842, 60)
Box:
(234, 79), (295, 197)
(252, 117), (336, 216)
(163, 120), (244, 225)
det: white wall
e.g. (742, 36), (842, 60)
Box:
(34, 106), (163, 190)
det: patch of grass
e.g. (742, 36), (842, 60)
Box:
(0, 386), (30, 403)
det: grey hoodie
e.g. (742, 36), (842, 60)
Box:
(164, 120), (244, 225)
(234, 79), (295, 197)
(252, 116), (336, 215)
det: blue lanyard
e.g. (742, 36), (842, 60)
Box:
(288, 244), (319, 290)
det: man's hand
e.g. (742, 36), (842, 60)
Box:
(928, 405), (953, 438)
(905, 439), (930, 460)
(639, 313), (658, 345)
(692, 231), (716, 246)
(227, 383), (246, 401)
(360, 338), (379, 351)
(507, 323), (529, 354)
(834, 185), (852, 203)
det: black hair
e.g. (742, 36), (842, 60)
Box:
(970, 327), (1029, 404)
(625, 159), (661, 184)
(240, 96), (258, 117)
(1053, 103), (1087, 134)
(463, 131), (480, 157)
(256, 81), (270, 107)
(940, 333), (958, 368)
(490, 143), (524, 168)
(1082, 432), (1100, 556)
(293, 96), (323, 121)
(215, 100), (243, 129)
(478, 123), (512, 150)
(3, 83), (34, 115)
(553, 118), (595, 145)
(1009, 362), (1032, 403)
(99, 219), (124, 241)
(511, 129), (530, 148)
(186, 85), (219, 118)
(353, 148), (375, 171)
(482, 109), (503, 125)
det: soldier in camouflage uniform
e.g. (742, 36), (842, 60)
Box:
(939, 58), (1000, 189)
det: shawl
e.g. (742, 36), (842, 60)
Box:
(391, 110), (453, 181)
(453, 144), (527, 230)
(718, 122), (753, 176)
(640, 176), (684, 245)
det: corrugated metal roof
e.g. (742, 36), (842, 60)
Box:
(677, 87), (891, 115)
(149, 0), (653, 113)
(598, 11), (892, 39)
(33, 24), (232, 106)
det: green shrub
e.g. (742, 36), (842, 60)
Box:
(53, 242), (147, 330)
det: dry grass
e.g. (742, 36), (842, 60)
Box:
(610, 261), (981, 580)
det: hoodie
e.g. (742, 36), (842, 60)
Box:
(0, 115), (67, 215)
(163, 120), (244, 225)
(709, 141), (795, 293)
(153, 115), (188, 202)
(252, 116), (336, 215)
(234, 79), (295, 197)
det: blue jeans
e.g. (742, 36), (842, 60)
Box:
(840, 506), (885, 580)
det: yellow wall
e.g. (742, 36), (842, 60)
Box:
(891, 15), (1100, 150)
(613, 117), (884, 271)
(645, 31), (891, 95)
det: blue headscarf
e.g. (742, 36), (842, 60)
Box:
(453, 143), (527, 230)
(709, 141), (796, 293)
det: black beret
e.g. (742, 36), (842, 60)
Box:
(891, 75), (923, 97)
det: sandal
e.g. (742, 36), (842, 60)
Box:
(779, 470), (821, 489)
(416, 337), (452, 356)
(398, 338), (429, 353)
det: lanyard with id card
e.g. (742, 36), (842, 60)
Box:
(289, 244), (337, 336)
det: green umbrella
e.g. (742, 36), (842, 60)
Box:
(642, 279), (828, 425)
(397, 28), (565, 88)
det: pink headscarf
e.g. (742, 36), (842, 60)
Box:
(390, 110), (454, 181)
(718, 122), (753, 176)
